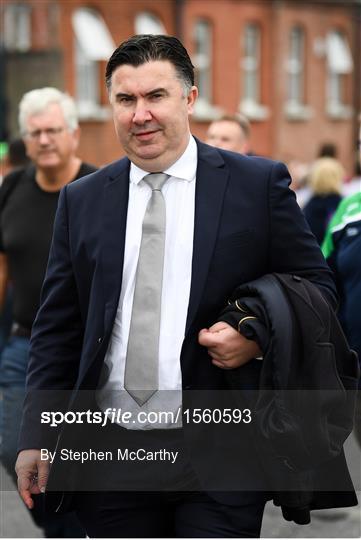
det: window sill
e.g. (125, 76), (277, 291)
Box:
(192, 99), (223, 121)
(326, 103), (353, 120)
(239, 100), (269, 121)
(77, 104), (112, 122)
(284, 102), (313, 121)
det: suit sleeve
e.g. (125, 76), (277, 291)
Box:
(18, 186), (83, 451)
(267, 161), (337, 308)
(217, 160), (337, 332)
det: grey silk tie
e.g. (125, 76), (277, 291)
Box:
(124, 173), (169, 406)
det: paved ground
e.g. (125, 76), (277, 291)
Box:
(1, 434), (359, 538)
(0, 469), (43, 538)
(262, 499), (360, 538)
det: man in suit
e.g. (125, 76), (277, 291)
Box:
(15, 35), (337, 538)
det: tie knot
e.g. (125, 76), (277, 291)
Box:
(143, 173), (169, 192)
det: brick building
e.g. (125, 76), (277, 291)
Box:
(1, 0), (360, 174)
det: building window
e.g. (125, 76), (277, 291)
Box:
(72, 8), (115, 118)
(192, 20), (220, 119)
(284, 26), (312, 120)
(243, 24), (260, 103)
(134, 12), (166, 34)
(326, 30), (353, 118)
(74, 38), (99, 116)
(3, 3), (31, 51)
(240, 23), (268, 120)
(193, 20), (212, 104)
(287, 27), (304, 105)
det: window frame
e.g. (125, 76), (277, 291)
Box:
(326, 29), (353, 119)
(192, 18), (221, 120)
(240, 22), (268, 120)
(3, 2), (31, 51)
(284, 25), (312, 120)
(72, 7), (115, 120)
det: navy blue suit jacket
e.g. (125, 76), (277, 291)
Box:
(19, 140), (337, 498)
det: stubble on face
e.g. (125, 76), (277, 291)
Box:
(109, 61), (197, 172)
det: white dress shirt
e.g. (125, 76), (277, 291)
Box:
(96, 136), (197, 429)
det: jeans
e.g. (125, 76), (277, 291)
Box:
(0, 288), (13, 356)
(0, 335), (85, 537)
(0, 335), (29, 476)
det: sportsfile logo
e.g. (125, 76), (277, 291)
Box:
(40, 407), (252, 427)
(40, 408), (181, 427)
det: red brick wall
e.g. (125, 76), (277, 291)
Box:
(185, 0), (273, 157)
(5, 0), (358, 174)
(58, 0), (176, 166)
(271, 2), (355, 172)
(185, 0), (357, 173)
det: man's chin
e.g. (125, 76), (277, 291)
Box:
(36, 158), (61, 169)
(128, 145), (164, 164)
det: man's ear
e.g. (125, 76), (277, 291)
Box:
(72, 127), (81, 150)
(187, 86), (198, 115)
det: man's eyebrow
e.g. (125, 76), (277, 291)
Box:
(146, 88), (168, 96)
(115, 88), (168, 99)
(115, 92), (134, 99)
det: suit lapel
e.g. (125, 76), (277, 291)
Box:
(185, 141), (230, 335)
(102, 159), (130, 331)
(100, 143), (229, 337)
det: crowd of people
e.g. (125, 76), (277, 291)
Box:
(0, 88), (95, 537)
(0, 33), (359, 539)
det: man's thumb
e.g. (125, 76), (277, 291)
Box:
(199, 328), (218, 346)
(37, 461), (49, 493)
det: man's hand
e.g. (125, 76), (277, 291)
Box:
(198, 321), (261, 369)
(15, 449), (50, 509)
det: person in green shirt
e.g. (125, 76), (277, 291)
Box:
(322, 124), (361, 447)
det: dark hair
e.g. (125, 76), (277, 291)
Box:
(105, 34), (194, 92)
(318, 142), (337, 159)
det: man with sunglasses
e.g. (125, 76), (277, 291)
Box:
(0, 87), (96, 537)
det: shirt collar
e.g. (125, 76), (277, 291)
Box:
(130, 136), (197, 185)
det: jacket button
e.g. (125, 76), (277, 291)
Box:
(292, 275), (301, 282)
(97, 337), (103, 344)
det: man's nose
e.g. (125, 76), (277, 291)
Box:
(38, 131), (52, 144)
(132, 101), (152, 124)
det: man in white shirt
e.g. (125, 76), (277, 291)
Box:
(15, 35), (337, 537)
